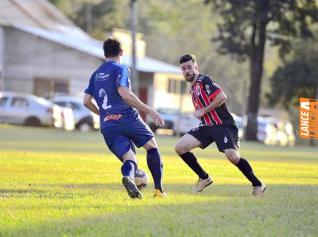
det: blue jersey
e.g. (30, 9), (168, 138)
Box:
(84, 61), (138, 131)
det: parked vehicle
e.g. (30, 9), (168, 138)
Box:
(147, 108), (181, 134)
(52, 96), (99, 132)
(275, 120), (296, 146)
(257, 117), (278, 145)
(256, 116), (295, 146)
(231, 113), (245, 139)
(0, 91), (73, 129)
(54, 105), (75, 131)
(175, 113), (245, 138)
(174, 113), (200, 136)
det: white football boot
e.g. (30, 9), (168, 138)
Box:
(192, 176), (213, 193)
(252, 183), (266, 197)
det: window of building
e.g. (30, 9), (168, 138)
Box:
(33, 78), (69, 97)
(168, 79), (187, 94)
(168, 79), (177, 94)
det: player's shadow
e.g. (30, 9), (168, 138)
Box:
(57, 183), (217, 196)
(56, 183), (252, 197)
(0, 183), (241, 199)
(2, 182), (316, 202)
(61, 183), (122, 190)
(0, 189), (47, 196)
(2, 183), (317, 237)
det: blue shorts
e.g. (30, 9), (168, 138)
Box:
(102, 119), (154, 160)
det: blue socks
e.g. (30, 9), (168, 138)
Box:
(147, 148), (163, 192)
(121, 160), (137, 179)
(121, 148), (163, 192)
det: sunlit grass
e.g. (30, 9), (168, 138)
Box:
(0, 125), (317, 237)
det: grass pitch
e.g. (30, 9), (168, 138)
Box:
(0, 125), (317, 237)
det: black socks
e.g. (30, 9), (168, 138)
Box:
(179, 152), (208, 179)
(179, 152), (261, 186)
(236, 158), (262, 186)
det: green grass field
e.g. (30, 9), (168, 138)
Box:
(0, 125), (317, 237)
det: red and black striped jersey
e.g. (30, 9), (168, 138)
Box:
(190, 74), (235, 126)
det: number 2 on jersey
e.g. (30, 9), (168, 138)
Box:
(98, 89), (112, 110)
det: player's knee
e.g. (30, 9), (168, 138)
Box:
(225, 150), (240, 164)
(144, 139), (158, 150)
(175, 143), (187, 155)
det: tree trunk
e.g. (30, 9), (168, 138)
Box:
(130, 0), (139, 96)
(245, 19), (267, 141)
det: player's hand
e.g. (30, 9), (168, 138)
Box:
(194, 108), (206, 119)
(149, 109), (164, 127)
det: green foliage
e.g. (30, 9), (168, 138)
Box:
(48, 0), (129, 39)
(204, 0), (318, 59)
(205, 0), (318, 140)
(0, 125), (318, 236)
(137, 0), (251, 114)
(268, 40), (318, 108)
(48, 0), (254, 114)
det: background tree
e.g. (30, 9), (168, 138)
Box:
(268, 39), (318, 146)
(268, 40), (318, 109)
(204, 0), (318, 140)
(48, 0), (129, 39)
(137, 0), (250, 115)
(50, 0), (252, 114)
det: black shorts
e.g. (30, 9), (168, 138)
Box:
(188, 124), (240, 152)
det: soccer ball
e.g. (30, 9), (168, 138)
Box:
(134, 168), (149, 190)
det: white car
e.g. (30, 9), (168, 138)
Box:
(147, 108), (181, 134)
(174, 113), (200, 136)
(256, 116), (295, 146)
(0, 91), (73, 129)
(52, 96), (99, 132)
(257, 117), (278, 145)
(176, 113), (243, 137)
(231, 113), (245, 139)
(53, 105), (75, 131)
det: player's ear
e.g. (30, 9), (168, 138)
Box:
(119, 49), (123, 56)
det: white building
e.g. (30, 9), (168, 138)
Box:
(0, 0), (193, 116)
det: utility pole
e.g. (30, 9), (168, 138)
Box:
(130, 0), (139, 96)
(0, 27), (4, 91)
(85, 3), (93, 34)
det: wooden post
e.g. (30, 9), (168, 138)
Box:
(130, 0), (139, 96)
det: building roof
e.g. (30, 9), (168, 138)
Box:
(12, 24), (182, 74)
(0, 0), (88, 39)
(0, 0), (181, 74)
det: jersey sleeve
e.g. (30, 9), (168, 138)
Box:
(115, 66), (131, 88)
(84, 72), (96, 96)
(202, 76), (222, 101)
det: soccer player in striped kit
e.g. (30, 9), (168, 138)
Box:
(175, 54), (266, 197)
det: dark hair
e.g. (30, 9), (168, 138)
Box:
(103, 38), (122, 58)
(179, 54), (196, 64)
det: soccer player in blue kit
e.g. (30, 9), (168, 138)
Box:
(83, 38), (166, 199)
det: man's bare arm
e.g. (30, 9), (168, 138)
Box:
(194, 91), (227, 118)
(118, 87), (164, 126)
(83, 93), (100, 115)
(204, 91), (227, 114)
